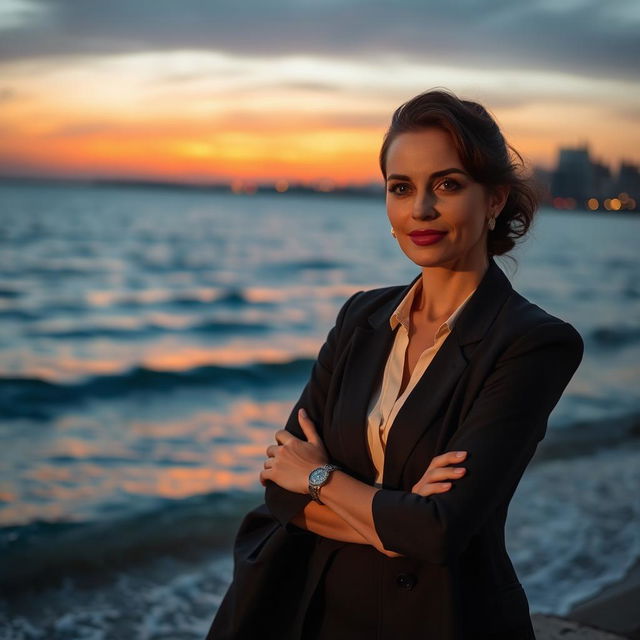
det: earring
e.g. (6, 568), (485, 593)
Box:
(390, 227), (397, 238)
(487, 216), (496, 231)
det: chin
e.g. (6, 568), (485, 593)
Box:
(400, 240), (480, 271)
(401, 246), (450, 268)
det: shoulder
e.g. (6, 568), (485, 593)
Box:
(497, 290), (584, 363)
(502, 289), (582, 341)
(337, 278), (584, 357)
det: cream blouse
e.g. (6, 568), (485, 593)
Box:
(366, 276), (477, 487)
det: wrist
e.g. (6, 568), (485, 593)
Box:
(308, 463), (340, 504)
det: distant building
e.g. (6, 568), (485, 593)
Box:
(591, 160), (615, 200)
(549, 144), (638, 211)
(550, 145), (593, 204)
(616, 162), (640, 198)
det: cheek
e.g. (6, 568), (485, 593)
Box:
(386, 199), (403, 224)
(449, 199), (485, 236)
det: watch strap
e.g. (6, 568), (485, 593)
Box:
(309, 464), (340, 504)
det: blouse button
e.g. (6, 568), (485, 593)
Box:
(396, 572), (417, 590)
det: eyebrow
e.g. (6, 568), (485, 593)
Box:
(386, 168), (469, 181)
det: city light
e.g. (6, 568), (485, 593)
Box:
(549, 144), (638, 213)
(552, 197), (577, 210)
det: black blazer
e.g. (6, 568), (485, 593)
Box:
(209, 257), (584, 640)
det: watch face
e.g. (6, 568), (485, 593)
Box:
(309, 468), (329, 485)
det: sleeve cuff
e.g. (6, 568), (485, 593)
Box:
(371, 488), (409, 553)
(265, 481), (313, 531)
(371, 488), (448, 564)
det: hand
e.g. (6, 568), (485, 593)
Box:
(259, 408), (330, 494)
(377, 451), (468, 559)
(411, 450), (467, 496)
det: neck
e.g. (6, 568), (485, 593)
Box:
(415, 256), (490, 322)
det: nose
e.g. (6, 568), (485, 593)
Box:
(412, 190), (437, 220)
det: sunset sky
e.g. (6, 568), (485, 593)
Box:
(0, 0), (638, 186)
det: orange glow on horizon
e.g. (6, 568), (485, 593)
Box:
(1, 52), (637, 184)
(0, 121), (384, 184)
(2, 109), (634, 185)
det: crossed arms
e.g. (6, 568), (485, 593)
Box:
(264, 291), (584, 564)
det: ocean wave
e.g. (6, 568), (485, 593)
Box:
(591, 324), (640, 348)
(25, 318), (271, 340)
(0, 288), (21, 299)
(0, 357), (314, 419)
(0, 288), (277, 322)
(0, 490), (262, 595)
(88, 286), (262, 310)
(0, 309), (40, 321)
(170, 288), (248, 307)
(267, 258), (347, 272)
(536, 411), (640, 461)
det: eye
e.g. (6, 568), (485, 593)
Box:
(439, 178), (461, 192)
(387, 183), (411, 195)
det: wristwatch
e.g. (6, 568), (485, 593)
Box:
(308, 464), (340, 504)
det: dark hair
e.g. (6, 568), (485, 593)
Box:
(379, 87), (540, 259)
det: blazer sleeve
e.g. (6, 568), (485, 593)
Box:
(264, 289), (363, 533)
(371, 320), (584, 564)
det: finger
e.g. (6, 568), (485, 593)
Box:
(275, 429), (295, 445)
(432, 466), (466, 481)
(297, 408), (319, 444)
(427, 450), (467, 471)
(418, 466), (466, 487)
(263, 458), (274, 469)
(265, 444), (279, 457)
(444, 450), (467, 462)
(435, 450), (467, 465)
(412, 481), (452, 496)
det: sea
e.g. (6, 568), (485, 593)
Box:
(0, 181), (638, 639)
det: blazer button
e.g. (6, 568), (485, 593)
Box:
(396, 572), (417, 590)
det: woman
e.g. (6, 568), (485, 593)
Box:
(207, 88), (584, 639)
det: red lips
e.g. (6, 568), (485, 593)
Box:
(408, 230), (447, 237)
(408, 230), (448, 246)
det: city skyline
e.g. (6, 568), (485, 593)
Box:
(3, 139), (636, 205)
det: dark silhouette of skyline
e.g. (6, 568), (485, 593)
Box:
(1, 145), (637, 214)
(535, 145), (638, 212)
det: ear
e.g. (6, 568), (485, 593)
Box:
(489, 184), (510, 217)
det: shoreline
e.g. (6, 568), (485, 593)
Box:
(565, 556), (640, 638)
(532, 557), (640, 639)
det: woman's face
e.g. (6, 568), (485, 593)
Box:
(385, 127), (506, 271)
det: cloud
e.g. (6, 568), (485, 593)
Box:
(0, 87), (18, 102)
(0, 0), (50, 30)
(47, 121), (117, 137)
(0, 0), (637, 82)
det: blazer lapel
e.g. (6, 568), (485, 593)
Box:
(334, 273), (420, 483)
(334, 257), (514, 488)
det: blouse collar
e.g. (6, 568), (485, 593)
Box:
(390, 276), (477, 338)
